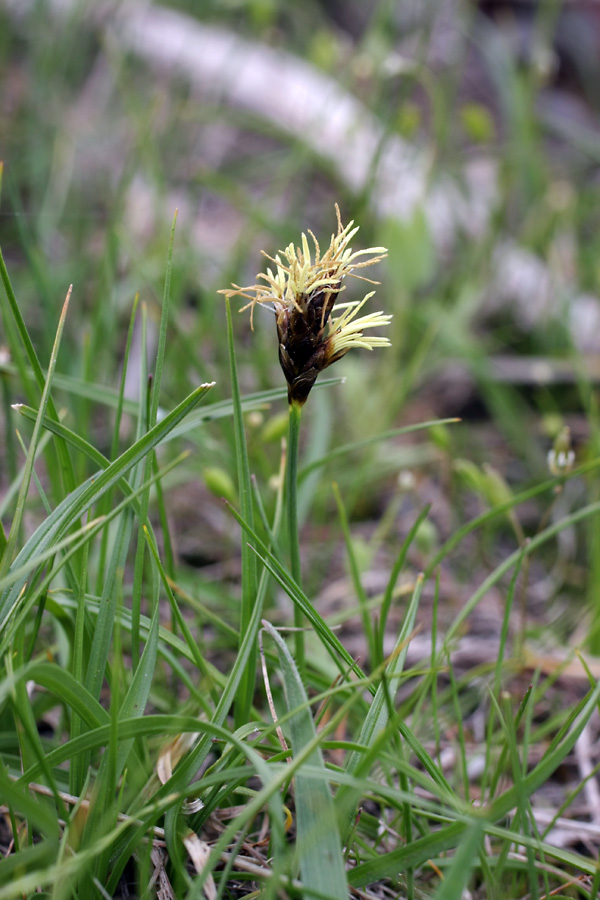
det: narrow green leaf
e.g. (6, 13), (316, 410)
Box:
(0, 518), (100, 598)
(131, 212), (175, 666)
(145, 531), (216, 690)
(70, 509), (92, 796)
(0, 840), (58, 890)
(332, 481), (376, 665)
(0, 251), (77, 499)
(433, 821), (484, 900)
(0, 521), (6, 564)
(0, 287), (71, 578)
(226, 297), (258, 726)
(0, 767), (59, 840)
(115, 584), (160, 777)
(84, 496), (133, 702)
(348, 821), (467, 887)
(131, 303), (151, 667)
(0, 659), (109, 735)
(378, 505), (431, 661)
(14, 403), (111, 470)
(264, 621), (348, 900)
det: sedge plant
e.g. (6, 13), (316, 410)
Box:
(221, 204), (391, 668)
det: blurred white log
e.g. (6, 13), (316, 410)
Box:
(3, 0), (600, 352)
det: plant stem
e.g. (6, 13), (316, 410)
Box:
(286, 399), (304, 670)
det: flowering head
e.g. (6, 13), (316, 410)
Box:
(220, 205), (391, 405)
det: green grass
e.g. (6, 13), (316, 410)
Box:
(2, 1), (600, 897)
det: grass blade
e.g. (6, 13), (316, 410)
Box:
(0, 287), (71, 578)
(433, 820), (484, 900)
(0, 251), (76, 501)
(263, 620), (348, 899)
(226, 297), (258, 726)
(332, 481), (376, 666)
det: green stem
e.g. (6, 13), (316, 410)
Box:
(286, 400), (304, 670)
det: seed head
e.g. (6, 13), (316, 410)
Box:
(220, 205), (391, 404)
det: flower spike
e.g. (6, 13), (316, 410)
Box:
(220, 205), (391, 404)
